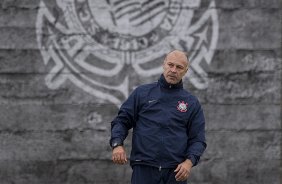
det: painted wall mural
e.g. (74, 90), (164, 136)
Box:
(36, 0), (219, 105)
(0, 0), (280, 183)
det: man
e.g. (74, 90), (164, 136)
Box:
(110, 50), (206, 184)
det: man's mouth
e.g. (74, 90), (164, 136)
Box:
(168, 75), (177, 79)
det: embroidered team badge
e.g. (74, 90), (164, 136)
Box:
(177, 101), (188, 112)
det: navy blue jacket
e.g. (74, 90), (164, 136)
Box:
(110, 75), (206, 168)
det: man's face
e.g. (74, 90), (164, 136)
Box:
(163, 51), (188, 84)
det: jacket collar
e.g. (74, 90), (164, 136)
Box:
(158, 74), (183, 89)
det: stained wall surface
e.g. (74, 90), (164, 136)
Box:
(0, 0), (281, 184)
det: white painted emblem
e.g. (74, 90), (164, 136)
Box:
(36, 0), (219, 105)
(177, 101), (188, 112)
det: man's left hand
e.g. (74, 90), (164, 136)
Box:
(174, 159), (193, 181)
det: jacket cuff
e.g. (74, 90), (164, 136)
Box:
(109, 137), (123, 147)
(187, 155), (196, 166)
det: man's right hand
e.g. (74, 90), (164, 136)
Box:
(112, 146), (127, 164)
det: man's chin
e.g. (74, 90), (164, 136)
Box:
(167, 79), (178, 84)
(164, 76), (179, 84)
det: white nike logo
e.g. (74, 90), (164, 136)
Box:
(148, 100), (157, 103)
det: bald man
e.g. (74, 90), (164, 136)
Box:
(110, 50), (206, 184)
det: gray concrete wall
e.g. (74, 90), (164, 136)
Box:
(0, 0), (281, 184)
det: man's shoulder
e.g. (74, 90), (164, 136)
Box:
(135, 81), (158, 91)
(181, 88), (194, 97)
(181, 89), (201, 104)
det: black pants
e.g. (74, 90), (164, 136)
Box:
(131, 165), (187, 184)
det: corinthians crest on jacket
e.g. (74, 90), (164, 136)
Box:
(177, 101), (188, 112)
(36, 0), (219, 105)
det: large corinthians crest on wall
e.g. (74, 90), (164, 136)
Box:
(36, 0), (219, 105)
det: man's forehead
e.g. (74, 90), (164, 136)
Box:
(166, 51), (188, 66)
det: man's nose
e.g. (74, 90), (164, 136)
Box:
(170, 66), (177, 72)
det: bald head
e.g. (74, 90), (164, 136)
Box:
(162, 50), (189, 84)
(164, 50), (189, 69)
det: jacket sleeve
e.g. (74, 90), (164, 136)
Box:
(110, 88), (139, 146)
(186, 99), (207, 166)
